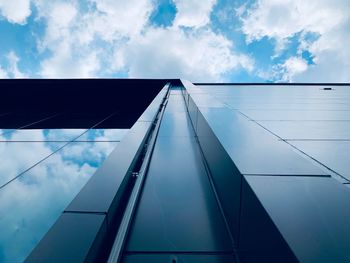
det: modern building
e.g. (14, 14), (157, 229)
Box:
(0, 79), (350, 263)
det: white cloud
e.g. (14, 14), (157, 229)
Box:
(0, 66), (8, 78)
(273, 56), (308, 82)
(0, 0), (31, 24)
(40, 42), (101, 78)
(294, 18), (350, 82)
(0, 0), (252, 81)
(0, 51), (27, 78)
(173, 0), (217, 28)
(6, 51), (27, 78)
(294, 47), (350, 83)
(32, 0), (251, 81)
(35, 1), (95, 78)
(118, 27), (253, 81)
(240, 0), (346, 43)
(90, 0), (154, 38)
(35, 0), (155, 78)
(240, 0), (350, 82)
(38, 1), (78, 47)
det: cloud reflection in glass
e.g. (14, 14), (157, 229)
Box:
(0, 128), (127, 263)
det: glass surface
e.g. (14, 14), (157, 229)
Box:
(0, 141), (119, 263)
(239, 109), (350, 121)
(291, 141), (350, 180)
(0, 129), (129, 142)
(0, 126), (128, 263)
(0, 129), (18, 138)
(258, 121), (350, 140)
(76, 129), (129, 141)
(198, 85), (350, 111)
(0, 142), (65, 187)
(0, 129), (87, 142)
(197, 107), (326, 175)
(243, 175), (350, 262)
(126, 94), (231, 252)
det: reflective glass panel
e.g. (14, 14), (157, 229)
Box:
(76, 129), (129, 141)
(0, 129), (87, 142)
(0, 141), (119, 263)
(0, 142), (66, 187)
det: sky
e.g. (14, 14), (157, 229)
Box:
(0, 0), (349, 82)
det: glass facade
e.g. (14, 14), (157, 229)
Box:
(0, 115), (127, 263)
(198, 84), (350, 181)
(2, 80), (350, 263)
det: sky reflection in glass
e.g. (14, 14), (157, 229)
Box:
(0, 128), (126, 263)
(0, 129), (129, 142)
(0, 142), (65, 187)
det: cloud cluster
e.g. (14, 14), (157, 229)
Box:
(1, 0), (348, 82)
(0, 0), (31, 24)
(173, 0), (217, 28)
(240, 0), (350, 82)
(0, 52), (27, 78)
(119, 27), (253, 81)
(272, 57), (308, 82)
(0, 0), (252, 81)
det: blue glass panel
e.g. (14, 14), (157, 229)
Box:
(197, 107), (326, 176)
(0, 129), (87, 142)
(0, 141), (119, 263)
(77, 129), (129, 141)
(242, 175), (350, 262)
(290, 141), (350, 180)
(0, 142), (66, 188)
(240, 109), (350, 121)
(0, 129), (129, 142)
(258, 121), (350, 140)
(0, 129), (18, 139)
(198, 85), (350, 111)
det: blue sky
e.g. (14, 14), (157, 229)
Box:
(0, 0), (349, 82)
